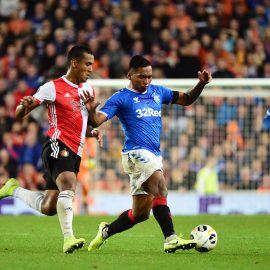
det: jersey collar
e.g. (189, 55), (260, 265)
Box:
(126, 86), (147, 94)
(62, 76), (79, 88)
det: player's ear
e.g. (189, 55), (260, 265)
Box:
(71, 59), (77, 68)
(127, 72), (131, 80)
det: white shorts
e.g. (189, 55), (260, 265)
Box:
(122, 149), (163, 195)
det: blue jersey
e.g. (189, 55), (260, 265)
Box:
(99, 84), (174, 156)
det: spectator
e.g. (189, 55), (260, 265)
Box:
(257, 174), (270, 192)
(28, 2), (47, 33)
(0, 105), (13, 144)
(18, 121), (42, 171)
(1, 44), (20, 77)
(13, 80), (34, 105)
(195, 156), (219, 195)
(0, 148), (17, 178)
(23, 63), (43, 89)
(212, 58), (235, 78)
(40, 43), (57, 75)
(17, 163), (44, 190)
(46, 54), (66, 80)
(106, 38), (125, 78)
(220, 159), (239, 189)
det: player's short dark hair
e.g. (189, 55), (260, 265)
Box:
(67, 45), (93, 65)
(129, 55), (151, 71)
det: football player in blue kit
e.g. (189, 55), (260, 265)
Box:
(84, 55), (212, 253)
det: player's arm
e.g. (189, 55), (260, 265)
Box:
(85, 126), (103, 147)
(88, 111), (107, 128)
(80, 90), (107, 127)
(15, 96), (40, 119)
(173, 70), (212, 106)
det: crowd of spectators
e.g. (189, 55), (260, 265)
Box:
(0, 0), (270, 193)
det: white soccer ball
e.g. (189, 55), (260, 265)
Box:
(190, 224), (218, 252)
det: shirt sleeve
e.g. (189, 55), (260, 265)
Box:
(99, 92), (121, 120)
(160, 85), (173, 104)
(33, 81), (56, 103)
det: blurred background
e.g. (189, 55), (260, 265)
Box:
(0, 0), (270, 215)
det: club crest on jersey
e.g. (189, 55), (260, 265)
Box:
(133, 97), (140, 103)
(152, 93), (160, 103)
(60, 148), (69, 157)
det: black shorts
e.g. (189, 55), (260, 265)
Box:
(42, 138), (81, 190)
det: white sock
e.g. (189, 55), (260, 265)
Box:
(57, 190), (74, 238)
(14, 187), (44, 213)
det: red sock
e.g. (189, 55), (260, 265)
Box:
(152, 197), (175, 238)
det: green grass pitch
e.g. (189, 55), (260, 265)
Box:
(0, 215), (269, 270)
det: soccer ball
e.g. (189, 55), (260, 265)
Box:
(190, 224), (217, 252)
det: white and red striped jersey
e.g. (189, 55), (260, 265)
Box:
(33, 76), (95, 157)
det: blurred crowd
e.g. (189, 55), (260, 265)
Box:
(0, 0), (270, 194)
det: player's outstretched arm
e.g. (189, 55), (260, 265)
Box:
(174, 69), (212, 106)
(15, 96), (40, 119)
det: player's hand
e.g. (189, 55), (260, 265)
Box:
(16, 96), (38, 119)
(20, 96), (35, 108)
(80, 90), (100, 112)
(198, 70), (212, 85)
(91, 128), (103, 147)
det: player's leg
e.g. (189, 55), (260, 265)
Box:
(56, 171), (85, 253)
(88, 194), (152, 251)
(43, 139), (85, 253)
(106, 194), (152, 235)
(143, 170), (196, 253)
(40, 190), (58, 215)
(0, 178), (58, 215)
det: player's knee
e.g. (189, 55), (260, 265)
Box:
(153, 186), (168, 198)
(57, 179), (76, 192)
(41, 204), (57, 216)
(161, 187), (168, 197)
(56, 172), (77, 192)
(158, 180), (168, 196)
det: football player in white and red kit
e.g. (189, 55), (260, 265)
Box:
(0, 45), (101, 253)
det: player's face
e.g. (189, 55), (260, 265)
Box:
(129, 66), (152, 92)
(75, 53), (94, 82)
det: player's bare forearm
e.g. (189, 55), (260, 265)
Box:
(182, 81), (207, 105)
(86, 110), (99, 127)
(88, 112), (106, 128)
(15, 104), (28, 119)
(88, 115), (99, 128)
(176, 70), (212, 106)
(15, 97), (39, 119)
